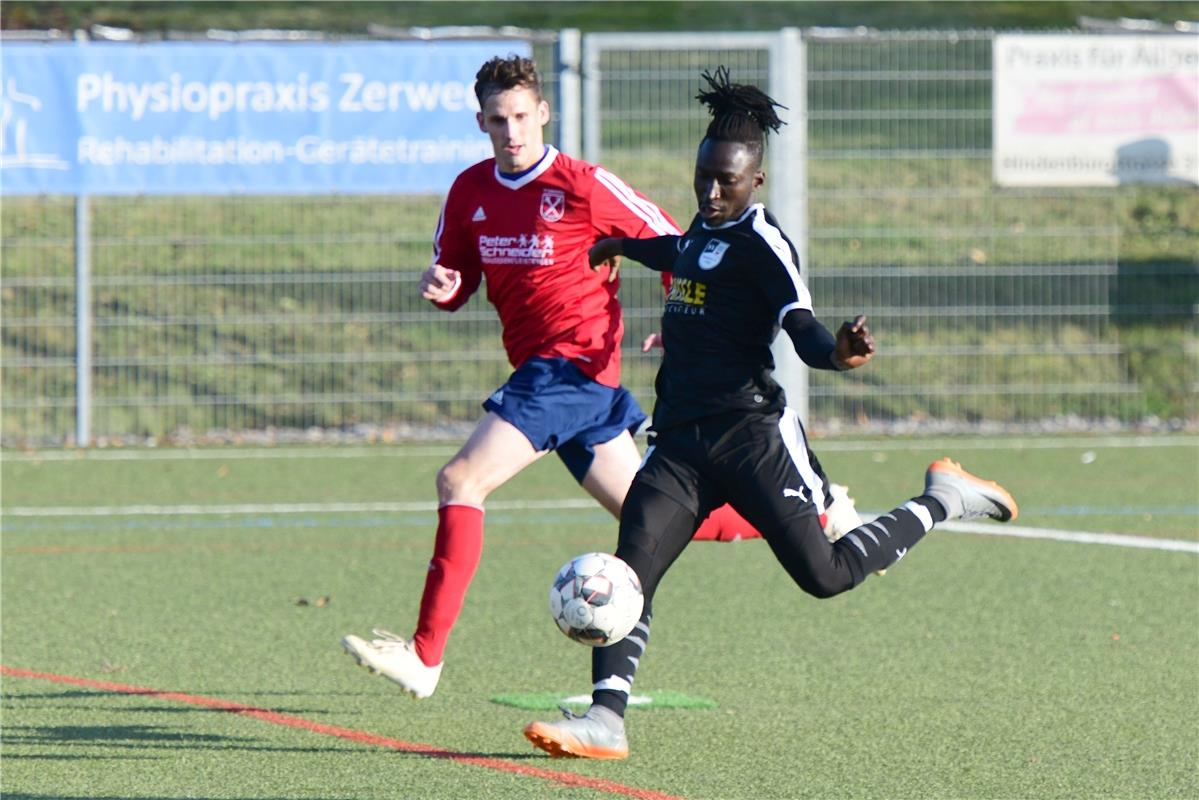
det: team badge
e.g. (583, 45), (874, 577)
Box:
(539, 189), (566, 222)
(698, 239), (730, 270)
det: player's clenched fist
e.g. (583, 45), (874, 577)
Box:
(832, 314), (875, 371)
(419, 264), (462, 302)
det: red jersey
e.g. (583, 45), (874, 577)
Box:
(431, 145), (680, 388)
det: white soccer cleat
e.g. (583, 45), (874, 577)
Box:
(340, 629), (443, 699)
(821, 483), (863, 543)
(924, 458), (1018, 523)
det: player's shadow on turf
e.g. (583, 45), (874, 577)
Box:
(4, 689), (361, 716)
(2, 723), (255, 746)
(2, 723), (345, 756)
(2, 690), (108, 701)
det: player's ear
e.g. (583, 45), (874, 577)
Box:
(537, 100), (550, 126)
(753, 170), (766, 190)
(476, 111), (486, 133)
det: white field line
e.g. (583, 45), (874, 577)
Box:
(938, 520), (1199, 554)
(1, 498), (596, 517)
(0, 446), (461, 462)
(2, 499), (1195, 554)
(2, 434), (1195, 462)
(815, 435), (1197, 452)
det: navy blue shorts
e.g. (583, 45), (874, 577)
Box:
(483, 357), (647, 483)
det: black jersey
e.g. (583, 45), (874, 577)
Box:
(623, 202), (814, 430)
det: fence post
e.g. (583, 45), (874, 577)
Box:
(556, 28), (582, 157)
(581, 35), (602, 164)
(767, 27), (810, 425)
(75, 193), (92, 447)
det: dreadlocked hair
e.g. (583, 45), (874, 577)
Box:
(696, 66), (785, 157)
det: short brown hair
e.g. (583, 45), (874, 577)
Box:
(474, 55), (542, 105)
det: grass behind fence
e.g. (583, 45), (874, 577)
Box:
(3, 178), (1195, 443)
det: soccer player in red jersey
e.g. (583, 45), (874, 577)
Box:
(340, 56), (855, 699)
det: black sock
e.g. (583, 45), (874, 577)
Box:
(590, 609), (651, 719)
(913, 494), (948, 523)
(834, 497), (941, 576)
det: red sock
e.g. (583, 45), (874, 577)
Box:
(692, 504), (763, 542)
(412, 503), (484, 666)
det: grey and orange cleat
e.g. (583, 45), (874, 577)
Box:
(340, 629), (443, 699)
(524, 705), (629, 760)
(924, 458), (1018, 523)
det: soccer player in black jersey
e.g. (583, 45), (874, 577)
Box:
(524, 67), (1019, 760)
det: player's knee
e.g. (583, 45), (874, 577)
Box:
(436, 459), (489, 504)
(615, 536), (661, 601)
(792, 567), (855, 600)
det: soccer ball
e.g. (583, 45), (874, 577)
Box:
(548, 552), (644, 647)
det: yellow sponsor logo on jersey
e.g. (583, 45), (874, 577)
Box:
(667, 277), (707, 306)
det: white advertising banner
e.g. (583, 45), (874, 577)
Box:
(993, 34), (1199, 186)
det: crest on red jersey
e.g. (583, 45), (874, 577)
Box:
(539, 189), (566, 222)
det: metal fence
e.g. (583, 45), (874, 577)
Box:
(587, 29), (1196, 433)
(2, 30), (1195, 446)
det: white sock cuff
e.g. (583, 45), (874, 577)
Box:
(902, 500), (934, 532)
(593, 676), (632, 696)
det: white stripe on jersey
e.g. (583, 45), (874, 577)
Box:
(777, 407), (827, 516)
(432, 201), (448, 263)
(430, 200), (463, 302)
(749, 206), (813, 324)
(594, 168), (681, 235)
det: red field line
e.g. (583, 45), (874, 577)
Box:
(2, 665), (683, 800)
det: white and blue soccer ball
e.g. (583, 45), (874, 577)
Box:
(548, 552), (643, 647)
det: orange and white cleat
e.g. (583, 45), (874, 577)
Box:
(524, 706), (629, 760)
(924, 458), (1018, 523)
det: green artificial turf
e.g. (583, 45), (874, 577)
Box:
(2, 436), (1196, 799)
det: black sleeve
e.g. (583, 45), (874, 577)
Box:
(621, 235), (682, 272)
(781, 308), (841, 371)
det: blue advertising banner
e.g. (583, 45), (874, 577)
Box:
(0, 40), (529, 195)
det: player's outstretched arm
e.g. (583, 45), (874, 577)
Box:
(419, 264), (462, 303)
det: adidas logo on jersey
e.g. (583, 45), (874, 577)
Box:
(472, 206), (487, 222)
